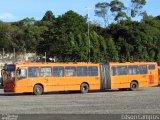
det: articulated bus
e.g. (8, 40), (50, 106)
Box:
(158, 67), (160, 85)
(1, 62), (158, 95)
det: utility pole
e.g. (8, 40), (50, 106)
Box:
(85, 7), (92, 63)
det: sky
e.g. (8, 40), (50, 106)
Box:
(0, 0), (159, 22)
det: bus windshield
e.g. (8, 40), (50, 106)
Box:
(6, 65), (15, 73)
(6, 64), (15, 81)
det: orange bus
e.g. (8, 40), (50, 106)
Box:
(1, 62), (158, 95)
(107, 62), (158, 90)
(2, 62), (100, 95)
(158, 67), (160, 85)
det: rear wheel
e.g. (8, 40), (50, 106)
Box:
(80, 83), (89, 93)
(130, 81), (138, 91)
(33, 85), (43, 95)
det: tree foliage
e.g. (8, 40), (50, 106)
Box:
(0, 1), (160, 63)
(95, 2), (110, 27)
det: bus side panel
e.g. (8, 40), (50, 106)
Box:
(111, 76), (129, 89)
(65, 76), (100, 91)
(100, 64), (111, 89)
(148, 66), (158, 87)
(158, 68), (160, 86)
(127, 75), (148, 88)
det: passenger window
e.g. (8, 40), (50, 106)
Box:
(117, 66), (127, 75)
(53, 67), (64, 77)
(77, 67), (87, 76)
(112, 67), (117, 76)
(65, 67), (76, 77)
(40, 67), (52, 77)
(139, 65), (147, 74)
(128, 66), (139, 75)
(16, 68), (27, 80)
(88, 66), (98, 76)
(28, 67), (39, 78)
(148, 65), (155, 70)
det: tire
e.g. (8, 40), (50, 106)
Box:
(130, 81), (138, 91)
(33, 85), (43, 95)
(80, 83), (89, 93)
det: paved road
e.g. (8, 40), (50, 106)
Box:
(0, 87), (160, 114)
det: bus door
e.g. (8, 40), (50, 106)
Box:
(148, 64), (158, 86)
(15, 67), (28, 92)
(111, 66), (128, 89)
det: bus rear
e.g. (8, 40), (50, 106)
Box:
(100, 62), (158, 91)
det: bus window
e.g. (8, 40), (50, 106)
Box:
(88, 66), (98, 76)
(65, 67), (76, 77)
(117, 66), (127, 75)
(40, 67), (52, 77)
(139, 65), (147, 74)
(128, 66), (139, 75)
(112, 66), (117, 76)
(53, 67), (64, 77)
(16, 68), (27, 80)
(77, 66), (87, 76)
(148, 65), (155, 70)
(28, 67), (39, 78)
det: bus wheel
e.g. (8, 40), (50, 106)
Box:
(33, 85), (43, 95)
(80, 83), (89, 93)
(130, 81), (138, 91)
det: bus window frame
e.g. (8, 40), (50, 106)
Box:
(28, 67), (40, 78)
(16, 68), (27, 81)
(139, 65), (148, 74)
(88, 66), (98, 76)
(148, 65), (155, 70)
(65, 66), (77, 77)
(77, 66), (88, 77)
(128, 65), (139, 75)
(53, 66), (64, 77)
(116, 66), (128, 76)
(40, 67), (52, 77)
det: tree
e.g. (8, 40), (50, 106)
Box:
(95, 2), (110, 27)
(0, 23), (12, 51)
(106, 37), (119, 62)
(42, 11), (55, 22)
(131, 0), (146, 18)
(110, 0), (128, 22)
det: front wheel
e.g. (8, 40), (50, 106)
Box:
(130, 81), (138, 91)
(80, 83), (89, 93)
(33, 85), (43, 95)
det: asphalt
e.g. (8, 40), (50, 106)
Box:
(0, 86), (160, 120)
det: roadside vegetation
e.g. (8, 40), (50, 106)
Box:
(0, 0), (160, 62)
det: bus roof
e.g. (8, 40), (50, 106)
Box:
(109, 62), (157, 66)
(13, 62), (100, 67)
